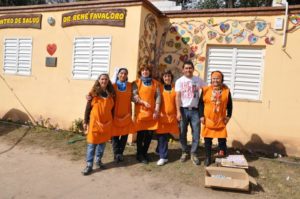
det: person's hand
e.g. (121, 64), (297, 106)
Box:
(200, 117), (205, 125)
(224, 117), (230, 125)
(177, 112), (182, 121)
(153, 110), (159, 119)
(86, 95), (92, 101)
(142, 100), (151, 108)
(83, 123), (88, 135)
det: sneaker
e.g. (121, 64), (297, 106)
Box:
(157, 158), (168, 166)
(191, 154), (200, 165)
(118, 154), (124, 162)
(81, 166), (93, 175)
(114, 154), (121, 163)
(180, 153), (189, 162)
(95, 160), (105, 169)
(136, 154), (148, 164)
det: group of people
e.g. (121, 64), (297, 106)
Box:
(81, 60), (233, 176)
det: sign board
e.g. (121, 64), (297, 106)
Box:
(0, 14), (42, 29)
(62, 9), (127, 27)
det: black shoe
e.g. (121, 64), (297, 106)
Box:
(119, 154), (124, 162)
(136, 154), (143, 162)
(95, 160), (105, 169)
(204, 157), (211, 167)
(82, 166), (93, 175)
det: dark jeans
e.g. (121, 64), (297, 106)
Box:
(136, 130), (153, 157)
(179, 107), (200, 155)
(204, 138), (227, 157)
(112, 135), (128, 156)
(156, 134), (169, 159)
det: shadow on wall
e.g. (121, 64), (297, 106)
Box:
(232, 133), (287, 157)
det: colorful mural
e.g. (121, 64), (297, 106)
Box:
(157, 17), (283, 79)
(288, 14), (300, 33)
(138, 13), (158, 77)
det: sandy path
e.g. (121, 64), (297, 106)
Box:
(0, 142), (250, 199)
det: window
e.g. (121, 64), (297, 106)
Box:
(72, 37), (112, 80)
(206, 46), (265, 101)
(3, 38), (32, 76)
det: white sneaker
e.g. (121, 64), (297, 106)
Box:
(157, 158), (168, 166)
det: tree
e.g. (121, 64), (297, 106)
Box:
(0, 0), (46, 6)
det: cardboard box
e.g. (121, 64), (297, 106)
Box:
(205, 167), (250, 191)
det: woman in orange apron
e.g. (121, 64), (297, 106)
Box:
(111, 68), (135, 163)
(133, 65), (161, 164)
(82, 74), (115, 175)
(199, 71), (232, 166)
(156, 70), (179, 166)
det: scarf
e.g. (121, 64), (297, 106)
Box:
(116, 80), (127, 91)
(141, 76), (152, 86)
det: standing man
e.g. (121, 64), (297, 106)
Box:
(175, 60), (206, 165)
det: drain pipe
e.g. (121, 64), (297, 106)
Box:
(282, 1), (289, 49)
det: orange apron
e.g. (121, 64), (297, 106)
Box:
(201, 85), (229, 138)
(87, 96), (114, 144)
(134, 79), (159, 131)
(157, 84), (179, 135)
(111, 83), (135, 136)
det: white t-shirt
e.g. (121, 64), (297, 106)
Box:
(175, 76), (206, 108)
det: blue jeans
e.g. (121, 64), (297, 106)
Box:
(156, 134), (169, 159)
(179, 107), (200, 155)
(86, 143), (106, 167)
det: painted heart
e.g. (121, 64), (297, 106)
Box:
(232, 21), (238, 28)
(169, 26), (178, 34)
(232, 28), (241, 36)
(265, 36), (275, 45)
(193, 36), (203, 44)
(194, 28), (200, 34)
(175, 36), (180, 41)
(166, 39), (174, 47)
(188, 25), (193, 30)
(225, 36), (232, 44)
(181, 37), (190, 44)
(189, 52), (195, 58)
(179, 29), (186, 36)
(164, 55), (173, 64)
(197, 56), (206, 62)
(196, 64), (203, 71)
(175, 42), (181, 50)
(191, 46), (198, 52)
(47, 43), (57, 56)
(207, 18), (214, 25)
(182, 48), (189, 54)
(199, 24), (205, 31)
(207, 31), (217, 40)
(220, 22), (230, 33)
(256, 21), (267, 32)
(246, 21), (255, 31)
(216, 36), (224, 43)
(248, 33), (258, 44)
(179, 54), (188, 62)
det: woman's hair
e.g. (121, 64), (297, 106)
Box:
(211, 70), (224, 83)
(160, 69), (174, 83)
(117, 68), (128, 81)
(138, 64), (152, 78)
(90, 73), (115, 97)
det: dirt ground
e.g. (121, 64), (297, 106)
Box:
(1, 122), (300, 199)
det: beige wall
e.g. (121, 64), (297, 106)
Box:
(0, 6), (142, 129)
(157, 15), (300, 155)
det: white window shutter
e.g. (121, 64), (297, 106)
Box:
(206, 46), (265, 101)
(3, 38), (32, 76)
(72, 37), (111, 80)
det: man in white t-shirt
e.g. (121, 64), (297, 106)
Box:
(175, 60), (206, 165)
